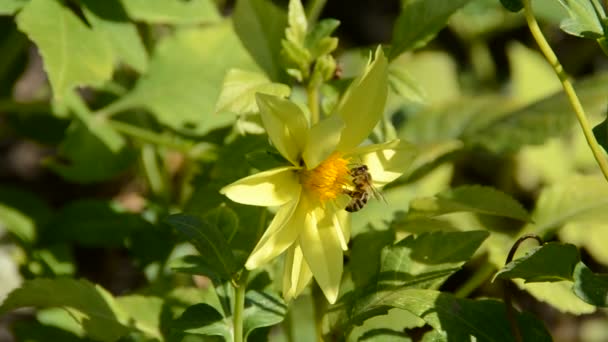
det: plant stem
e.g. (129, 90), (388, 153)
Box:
(307, 85), (320, 125)
(141, 145), (166, 198)
(107, 119), (193, 152)
(234, 271), (248, 342)
(503, 234), (543, 342)
(522, 0), (608, 183)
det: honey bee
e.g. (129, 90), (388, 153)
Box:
(344, 165), (384, 212)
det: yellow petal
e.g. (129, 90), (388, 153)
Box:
(256, 94), (308, 164)
(245, 189), (316, 269)
(335, 47), (388, 152)
(282, 245), (313, 302)
(220, 166), (300, 206)
(298, 206), (344, 304)
(302, 113), (344, 169)
(349, 139), (418, 187)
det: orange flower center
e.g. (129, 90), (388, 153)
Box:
(300, 152), (351, 203)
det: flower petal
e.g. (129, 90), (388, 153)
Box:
(299, 206), (344, 304)
(220, 166), (300, 206)
(256, 94), (308, 164)
(245, 192), (301, 269)
(302, 113), (345, 169)
(335, 47), (388, 152)
(282, 245), (313, 302)
(349, 139), (418, 187)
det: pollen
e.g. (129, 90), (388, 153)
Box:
(300, 152), (351, 203)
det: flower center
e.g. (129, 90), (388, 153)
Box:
(300, 152), (351, 203)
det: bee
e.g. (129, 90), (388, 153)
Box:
(344, 165), (384, 212)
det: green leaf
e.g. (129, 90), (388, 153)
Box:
(516, 280), (596, 314)
(81, 0), (148, 73)
(115, 295), (164, 339)
(350, 230), (395, 289)
(16, 0), (113, 100)
(233, 0), (287, 80)
(120, 0), (220, 24)
(243, 290), (287, 338)
(465, 72), (608, 153)
(521, 175), (608, 238)
(0, 278), (130, 342)
(42, 199), (153, 247)
(117, 23), (257, 135)
(11, 320), (87, 342)
(389, 0), (471, 59)
(204, 205), (240, 245)
(0, 186), (51, 245)
(330, 289), (551, 341)
(172, 303), (231, 340)
(166, 213), (237, 281)
(557, 0), (605, 38)
(593, 111), (608, 152)
(215, 69), (291, 115)
(495, 242), (580, 282)
(285, 0), (307, 46)
(305, 19), (340, 59)
(46, 122), (136, 183)
(573, 262), (608, 307)
(0, 0), (27, 15)
(388, 64), (426, 104)
(408, 185), (530, 222)
(499, 0), (523, 12)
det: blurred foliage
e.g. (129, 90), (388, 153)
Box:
(0, 0), (608, 341)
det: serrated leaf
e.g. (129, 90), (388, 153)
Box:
(330, 289), (551, 341)
(166, 214), (237, 281)
(172, 303), (231, 339)
(408, 185), (530, 222)
(46, 121), (136, 183)
(465, 72), (608, 153)
(495, 242), (579, 282)
(499, 0), (523, 12)
(16, 0), (113, 100)
(81, 0), (148, 73)
(389, 0), (471, 59)
(0, 278), (129, 342)
(243, 290), (287, 338)
(557, 0), (605, 38)
(120, 0), (220, 24)
(215, 69), (290, 115)
(233, 0), (287, 80)
(573, 262), (608, 307)
(115, 23), (257, 135)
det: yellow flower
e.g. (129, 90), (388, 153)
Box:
(220, 48), (416, 304)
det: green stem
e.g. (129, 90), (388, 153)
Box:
(522, 0), (608, 183)
(455, 262), (496, 298)
(234, 271), (248, 342)
(141, 145), (166, 198)
(311, 282), (326, 341)
(307, 86), (320, 125)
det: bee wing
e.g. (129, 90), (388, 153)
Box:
(371, 185), (387, 204)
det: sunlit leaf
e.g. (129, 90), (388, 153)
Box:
(243, 290), (288, 338)
(0, 186), (51, 245)
(16, 0), (113, 100)
(495, 242), (579, 282)
(557, 0), (605, 38)
(81, 0), (148, 73)
(215, 69), (290, 115)
(408, 185), (530, 222)
(0, 0), (27, 14)
(120, 0), (220, 24)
